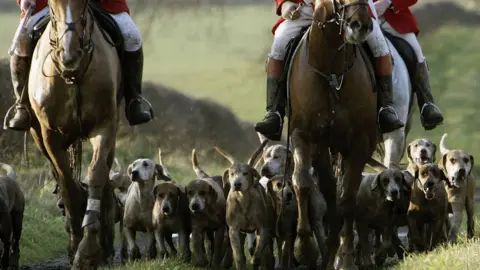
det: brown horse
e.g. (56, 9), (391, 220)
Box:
(28, 0), (120, 268)
(287, 0), (378, 269)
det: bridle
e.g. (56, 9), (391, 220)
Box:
(315, 0), (370, 32)
(45, 0), (94, 84)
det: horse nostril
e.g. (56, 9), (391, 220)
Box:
(350, 21), (361, 31)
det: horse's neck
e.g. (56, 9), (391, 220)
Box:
(308, 9), (354, 74)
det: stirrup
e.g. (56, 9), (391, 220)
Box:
(377, 106), (400, 122)
(3, 104), (31, 130)
(263, 111), (283, 130)
(126, 96), (155, 120)
(420, 102), (442, 115)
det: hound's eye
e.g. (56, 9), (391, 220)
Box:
(157, 193), (164, 198)
(463, 157), (470, 163)
(199, 191), (206, 196)
(383, 178), (389, 185)
(276, 182), (282, 189)
(450, 158), (456, 164)
(422, 171), (428, 178)
(243, 172), (249, 176)
(414, 143), (418, 147)
(143, 161), (149, 167)
(273, 155), (279, 159)
(395, 177), (401, 183)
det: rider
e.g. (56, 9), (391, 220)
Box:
(6, 0), (153, 131)
(373, 0), (443, 130)
(254, 0), (405, 141)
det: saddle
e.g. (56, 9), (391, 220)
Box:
(31, 3), (124, 62)
(282, 27), (418, 96)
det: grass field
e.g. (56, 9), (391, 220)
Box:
(0, 3), (479, 269)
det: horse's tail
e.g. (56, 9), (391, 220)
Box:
(68, 140), (83, 186)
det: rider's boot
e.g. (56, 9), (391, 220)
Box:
(415, 60), (443, 130)
(254, 58), (285, 141)
(123, 47), (154, 126)
(7, 55), (31, 131)
(375, 55), (405, 133)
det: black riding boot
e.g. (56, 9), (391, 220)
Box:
(415, 61), (443, 130)
(254, 77), (286, 141)
(377, 75), (405, 133)
(7, 55), (31, 131)
(123, 47), (153, 126)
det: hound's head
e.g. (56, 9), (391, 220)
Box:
(186, 179), (218, 213)
(407, 138), (437, 166)
(413, 164), (450, 200)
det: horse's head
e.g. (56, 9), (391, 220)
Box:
(315, 0), (373, 44)
(49, 0), (91, 76)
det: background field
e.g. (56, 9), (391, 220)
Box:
(0, 1), (479, 269)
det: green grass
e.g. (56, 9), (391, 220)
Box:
(0, 2), (479, 269)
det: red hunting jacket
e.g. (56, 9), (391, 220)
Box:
(18, 0), (130, 18)
(272, 0), (419, 35)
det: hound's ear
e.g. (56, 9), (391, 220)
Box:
(127, 164), (133, 177)
(222, 169), (230, 190)
(440, 169), (452, 188)
(155, 164), (172, 181)
(370, 174), (380, 191)
(432, 143), (437, 163)
(413, 164), (420, 180)
(266, 179), (274, 196)
(152, 184), (160, 198)
(406, 144), (413, 164)
(401, 171), (413, 191)
(469, 155), (475, 176)
(439, 154), (447, 174)
(252, 169), (261, 181)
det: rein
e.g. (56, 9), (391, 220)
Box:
(310, 0), (369, 93)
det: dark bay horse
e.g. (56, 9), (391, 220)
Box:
(28, 0), (121, 268)
(287, 0), (378, 268)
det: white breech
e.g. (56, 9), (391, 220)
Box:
(268, 4), (313, 61)
(14, 6), (49, 56)
(109, 12), (143, 52)
(381, 21), (425, 63)
(366, 18), (390, 57)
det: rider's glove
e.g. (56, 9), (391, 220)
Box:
(20, 0), (36, 11)
(281, 1), (301, 21)
(374, 0), (391, 17)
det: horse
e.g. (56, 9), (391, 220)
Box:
(27, 0), (121, 268)
(286, 0), (380, 268)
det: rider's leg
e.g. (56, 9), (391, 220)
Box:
(7, 7), (49, 131)
(366, 19), (404, 133)
(382, 22), (443, 130)
(110, 12), (153, 126)
(254, 10), (313, 141)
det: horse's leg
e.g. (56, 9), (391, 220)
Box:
(311, 147), (339, 270)
(336, 155), (366, 270)
(74, 126), (116, 269)
(100, 150), (116, 265)
(382, 128), (406, 168)
(41, 129), (84, 264)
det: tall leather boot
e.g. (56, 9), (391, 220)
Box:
(7, 55), (31, 131)
(415, 60), (443, 130)
(375, 55), (405, 133)
(123, 47), (153, 126)
(254, 58), (285, 141)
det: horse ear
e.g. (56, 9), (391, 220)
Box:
(155, 164), (172, 181)
(406, 144), (413, 164)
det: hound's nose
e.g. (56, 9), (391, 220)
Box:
(234, 182), (242, 190)
(191, 203), (200, 211)
(286, 192), (293, 201)
(426, 181), (434, 188)
(131, 170), (139, 179)
(391, 190), (399, 197)
(420, 149), (427, 155)
(162, 206), (171, 214)
(261, 166), (270, 177)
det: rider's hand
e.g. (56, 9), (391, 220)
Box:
(374, 0), (391, 17)
(281, 1), (301, 21)
(20, 0), (36, 12)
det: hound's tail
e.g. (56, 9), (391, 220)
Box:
(0, 162), (17, 181)
(191, 149), (209, 178)
(440, 133), (450, 156)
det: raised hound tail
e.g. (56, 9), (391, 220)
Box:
(439, 133), (450, 156)
(191, 149), (210, 178)
(0, 162), (17, 181)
